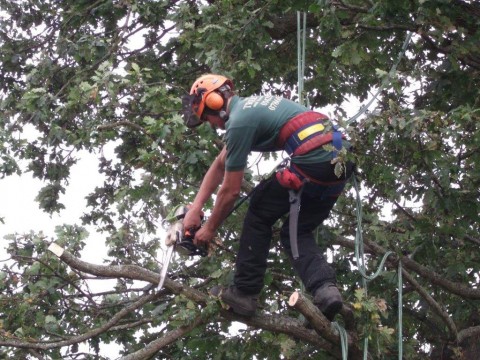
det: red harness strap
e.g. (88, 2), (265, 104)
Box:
(276, 111), (345, 157)
(291, 164), (347, 186)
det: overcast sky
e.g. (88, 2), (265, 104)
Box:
(0, 150), (109, 262)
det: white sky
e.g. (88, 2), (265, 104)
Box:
(0, 150), (109, 262)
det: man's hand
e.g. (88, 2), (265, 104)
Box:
(193, 225), (215, 247)
(183, 207), (203, 231)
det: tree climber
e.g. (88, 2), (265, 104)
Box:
(182, 74), (354, 320)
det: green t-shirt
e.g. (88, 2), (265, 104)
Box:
(224, 95), (346, 171)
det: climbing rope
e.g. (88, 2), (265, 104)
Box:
(345, 31), (413, 127)
(332, 321), (349, 358)
(346, 30), (411, 356)
(293, 11), (412, 360)
(297, 11), (307, 106)
(353, 158), (405, 360)
(398, 261), (404, 358)
(353, 176), (395, 280)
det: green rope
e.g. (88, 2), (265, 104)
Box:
(345, 30), (411, 359)
(353, 176), (394, 280)
(297, 11), (307, 106)
(398, 260), (403, 359)
(353, 175), (400, 360)
(332, 322), (349, 359)
(296, 11), (308, 295)
(345, 31), (413, 126)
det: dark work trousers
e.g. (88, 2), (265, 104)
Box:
(234, 160), (354, 295)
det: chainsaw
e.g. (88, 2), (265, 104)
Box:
(157, 205), (207, 290)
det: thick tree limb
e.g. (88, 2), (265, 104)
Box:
(44, 244), (363, 356)
(218, 310), (346, 359)
(288, 291), (362, 359)
(47, 243), (207, 303)
(464, 235), (480, 246)
(458, 325), (480, 344)
(397, 254), (480, 300)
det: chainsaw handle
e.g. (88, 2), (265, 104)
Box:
(178, 227), (208, 257)
(184, 227), (197, 239)
(181, 205), (204, 233)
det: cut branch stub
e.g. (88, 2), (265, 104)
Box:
(289, 291), (345, 345)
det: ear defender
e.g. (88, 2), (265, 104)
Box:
(205, 91), (224, 110)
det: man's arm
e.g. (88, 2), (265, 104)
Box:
(183, 146), (228, 230)
(193, 168), (243, 246)
(204, 168), (243, 232)
(191, 149), (244, 246)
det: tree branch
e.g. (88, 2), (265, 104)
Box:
(335, 235), (480, 300)
(464, 235), (480, 247)
(419, 33), (480, 70)
(0, 292), (157, 350)
(458, 325), (480, 344)
(44, 244), (362, 356)
(288, 291), (346, 344)
(335, 235), (462, 341)
(400, 255), (480, 300)
(219, 310), (346, 359)
(97, 121), (149, 135)
(47, 243), (207, 303)
(119, 314), (208, 360)
(400, 267), (458, 340)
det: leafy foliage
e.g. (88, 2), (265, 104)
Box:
(1, 0), (479, 359)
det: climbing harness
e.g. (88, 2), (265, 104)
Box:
(276, 111), (344, 158)
(274, 107), (345, 259)
(274, 109), (347, 259)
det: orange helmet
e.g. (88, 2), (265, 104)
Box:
(182, 74), (234, 128)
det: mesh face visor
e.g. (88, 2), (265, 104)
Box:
(181, 94), (203, 128)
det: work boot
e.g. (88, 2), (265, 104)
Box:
(220, 286), (258, 317)
(313, 282), (343, 321)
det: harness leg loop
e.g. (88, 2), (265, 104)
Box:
(288, 186), (304, 260)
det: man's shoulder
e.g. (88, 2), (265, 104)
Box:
(233, 95), (306, 114)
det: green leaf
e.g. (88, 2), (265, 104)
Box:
(131, 62), (140, 73)
(210, 269), (223, 279)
